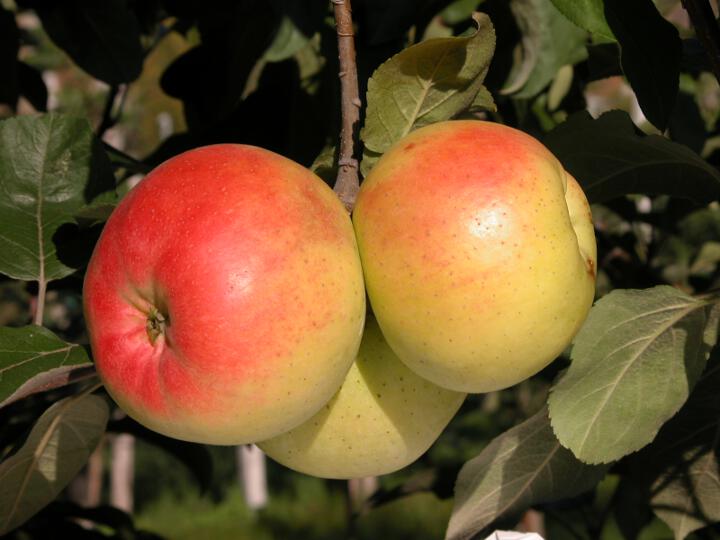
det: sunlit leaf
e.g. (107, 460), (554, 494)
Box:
(549, 286), (715, 464)
(0, 113), (116, 282)
(362, 13), (495, 155)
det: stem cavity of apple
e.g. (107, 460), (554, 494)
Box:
(146, 307), (167, 345)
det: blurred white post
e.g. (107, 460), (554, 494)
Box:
(85, 441), (104, 507)
(110, 433), (135, 513)
(236, 445), (268, 510)
(348, 476), (378, 511)
(67, 437), (105, 508)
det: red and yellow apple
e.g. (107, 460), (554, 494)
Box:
(259, 316), (465, 478)
(83, 144), (366, 444)
(353, 120), (596, 393)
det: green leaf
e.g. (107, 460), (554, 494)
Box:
(690, 242), (720, 277)
(441, 0), (483, 26)
(548, 286), (715, 465)
(502, 0), (588, 99)
(548, 0), (615, 41)
(310, 145), (337, 186)
(361, 13), (495, 155)
(544, 111), (720, 204)
(446, 408), (607, 540)
(0, 325), (92, 408)
(360, 148), (383, 178)
(35, 0), (144, 84)
(604, 0), (681, 131)
(468, 85), (497, 113)
(263, 16), (309, 63)
(0, 113), (116, 282)
(654, 439), (720, 538)
(646, 360), (720, 539)
(0, 392), (109, 535)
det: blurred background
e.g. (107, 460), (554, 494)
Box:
(2, 0), (720, 538)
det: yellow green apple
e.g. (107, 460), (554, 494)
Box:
(83, 144), (365, 444)
(259, 316), (466, 478)
(352, 120), (596, 393)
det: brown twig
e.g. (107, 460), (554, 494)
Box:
(681, 0), (720, 86)
(332, 0), (361, 213)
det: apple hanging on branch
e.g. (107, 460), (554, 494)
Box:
(83, 144), (366, 444)
(353, 120), (597, 393)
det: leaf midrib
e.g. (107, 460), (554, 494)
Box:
(574, 301), (708, 458)
(4, 397), (77, 530)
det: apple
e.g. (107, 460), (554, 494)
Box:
(83, 144), (366, 444)
(259, 316), (466, 479)
(352, 120), (596, 393)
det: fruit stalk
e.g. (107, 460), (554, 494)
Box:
(33, 279), (46, 326)
(332, 0), (361, 212)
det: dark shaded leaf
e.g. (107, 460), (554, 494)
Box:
(34, 0), (144, 84)
(0, 6), (19, 109)
(544, 110), (720, 204)
(360, 0), (450, 45)
(647, 357), (720, 538)
(604, 0), (681, 130)
(446, 408), (607, 540)
(17, 62), (47, 112)
(160, 0), (279, 129)
(0, 393), (109, 535)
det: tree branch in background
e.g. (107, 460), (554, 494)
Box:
(332, 0), (361, 212)
(681, 0), (720, 86)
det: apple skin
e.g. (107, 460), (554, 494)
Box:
(83, 144), (366, 444)
(352, 120), (596, 393)
(258, 316), (466, 479)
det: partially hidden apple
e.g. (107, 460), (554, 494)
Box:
(352, 120), (596, 393)
(83, 144), (366, 444)
(259, 316), (466, 478)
